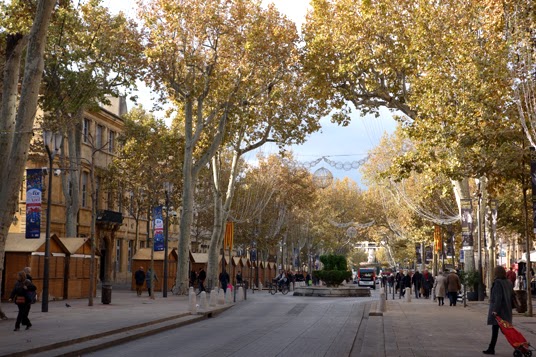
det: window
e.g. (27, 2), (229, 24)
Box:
(107, 191), (113, 210)
(83, 118), (91, 143)
(96, 125), (103, 149)
(108, 130), (115, 153)
(95, 177), (100, 209)
(81, 172), (88, 207)
(127, 241), (133, 272)
(115, 239), (121, 272)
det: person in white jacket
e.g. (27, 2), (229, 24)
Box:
(433, 271), (447, 306)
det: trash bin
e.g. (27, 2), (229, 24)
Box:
(101, 284), (112, 304)
(514, 290), (527, 313)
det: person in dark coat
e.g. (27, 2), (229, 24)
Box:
(422, 270), (434, 299)
(219, 270), (230, 293)
(483, 266), (514, 355)
(8, 271), (36, 331)
(134, 267), (146, 296)
(412, 270), (422, 298)
(236, 271), (243, 285)
(198, 267), (206, 293)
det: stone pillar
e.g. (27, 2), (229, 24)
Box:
(199, 291), (208, 310)
(405, 287), (412, 302)
(217, 289), (225, 305)
(189, 290), (197, 314)
(237, 286), (244, 301)
(209, 288), (217, 307)
(379, 292), (386, 311)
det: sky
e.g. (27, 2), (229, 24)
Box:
(105, 0), (398, 186)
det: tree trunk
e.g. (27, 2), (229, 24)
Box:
(175, 99), (229, 295)
(452, 178), (475, 272)
(0, 0), (57, 318)
(63, 119), (82, 237)
(206, 151), (241, 290)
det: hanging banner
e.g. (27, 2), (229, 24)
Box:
(434, 225), (441, 253)
(425, 245), (433, 262)
(153, 206), (164, 251)
(415, 243), (422, 264)
(446, 230), (455, 258)
(460, 198), (474, 249)
(459, 249), (465, 263)
(224, 221), (234, 250)
(26, 169), (43, 238)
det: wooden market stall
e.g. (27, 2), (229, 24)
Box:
(2, 233), (68, 301)
(131, 248), (177, 292)
(59, 237), (99, 299)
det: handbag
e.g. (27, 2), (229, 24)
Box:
(15, 295), (26, 304)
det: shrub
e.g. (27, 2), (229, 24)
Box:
(315, 254), (352, 286)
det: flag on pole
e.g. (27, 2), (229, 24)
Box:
(224, 221), (234, 250)
(26, 169), (43, 238)
(153, 206), (164, 251)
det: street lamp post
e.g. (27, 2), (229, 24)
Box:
(163, 182), (172, 298)
(42, 130), (62, 313)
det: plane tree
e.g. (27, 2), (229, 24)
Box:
(139, 0), (322, 293)
(0, 0), (57, 319)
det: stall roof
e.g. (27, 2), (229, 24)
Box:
(132, 248), (177, 261)
(191, 253), (208, 263)
(58, 237), (92, 255)
(5, 233), (68, 253)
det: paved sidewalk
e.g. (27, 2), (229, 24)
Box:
(0, 286), (227, 357)
(380, 294), (536, 357)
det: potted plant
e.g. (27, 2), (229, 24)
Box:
(460, 270), (480, 301)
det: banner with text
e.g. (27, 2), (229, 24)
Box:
(460, 199), (474, 249)
(153, 206), (164, 251)
(25, 169), (42, 238)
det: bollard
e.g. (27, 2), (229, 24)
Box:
(405, 287), (412, 302)
(379, 292), (386, 312)
(189, 290), (197, 314)
(217, 289), (225, 305)
(199, 291), (208, 311)
(188, 287), (195, 306)
(209, 288), (218, 307)
(237, 286), (244, 302)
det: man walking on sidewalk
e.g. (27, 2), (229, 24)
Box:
(446, 269), (461, 306)
(135, 267), (145, 297)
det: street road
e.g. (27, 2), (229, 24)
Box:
(86, 287), (380, 357)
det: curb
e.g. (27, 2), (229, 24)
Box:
(2, 305), (233, 357)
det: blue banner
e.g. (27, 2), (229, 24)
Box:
(153, 206), (164, 251)
(26, 169), (43, 238)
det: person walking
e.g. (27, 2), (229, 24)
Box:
(446, 269), (461, 306)
(23, 267), (33, 282)
(8, 271), (36, 331)
(146, 268), (158, 297)
(506, 267), (516, 286)
(422, 270), (434, 299)
(219, 269), (230, 294)
(433, 271), (447, 306)
(198, 267), (206, 294)
(236, 271), (243, 285)
(134, 266), (146, 296)
(483, 266), (514, 355)
(412, 270), (422, 298)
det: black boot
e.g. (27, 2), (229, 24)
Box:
(482, 348), (495, 355)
